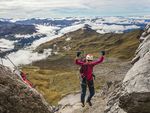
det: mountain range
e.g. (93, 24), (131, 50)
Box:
(0, 16), (149, 66)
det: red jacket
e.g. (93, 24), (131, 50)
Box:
(21, 72), (33, 87)
(75, 56), (104, 81)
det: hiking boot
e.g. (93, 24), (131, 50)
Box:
(81, 101), (85, 107)
(86, 100), (92, 106)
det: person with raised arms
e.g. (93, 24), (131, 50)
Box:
(75, 51), (105, 107)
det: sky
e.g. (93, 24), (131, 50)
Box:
(0, 0), (150, 19)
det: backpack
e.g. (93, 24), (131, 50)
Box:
(79, 65), (95, 79)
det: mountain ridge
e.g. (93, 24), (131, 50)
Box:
(35, 26), (142, 61)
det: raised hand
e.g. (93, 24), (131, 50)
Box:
(77, 51), (82, 57)
(100, 51), (105, 56)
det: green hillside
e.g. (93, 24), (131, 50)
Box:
(36, 28), (142, 60)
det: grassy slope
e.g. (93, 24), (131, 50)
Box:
(36, 28), (142, 60)
(23, 28), (142, 105)
(23, 66), (79, 105)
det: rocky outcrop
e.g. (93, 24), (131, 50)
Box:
(105, 23), (150, 113)
(0, 65), (53, 113)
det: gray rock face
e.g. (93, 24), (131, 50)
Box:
(105, 23), (150, 113)
(119, 92), (150, 113)
(0, 65), (53, 113)
(123, 52), (150, 93)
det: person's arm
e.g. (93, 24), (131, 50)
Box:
(75, 57), (84, 66)
(91, 56), (104, 66)
(75, 51), (84, 66)
(91, 51), (105, 65)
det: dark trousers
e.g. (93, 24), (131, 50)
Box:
(81, 77), (95, 103)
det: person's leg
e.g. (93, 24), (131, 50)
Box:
(81, 78), (87, 107)
(87, 80), (95, 106)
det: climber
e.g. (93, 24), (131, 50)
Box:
(78, 51), (96, 80)
(75, 51), (105, 107)
(20, 71), (33, 87)
(14, 69), (33, 88)
(0, 51), (33, 88)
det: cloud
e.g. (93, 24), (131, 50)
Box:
(0, 0), (89, 18)
(0, 0), (150, 18)
(2, 49), (52, 69)
(0, 0), (87, 12)
(1, 25), (58, 68)
(31, 24), (85, 48)
(80, 0), (150, 16)
(0, 39), (15, 51)
(1, 16), (148, 68)
(95, 24), (140, 34)
(30, 25), (61, 48)
(82, 0), (150, 8)
(0, 23), (86, 68)
(59, 24), (84, 34)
